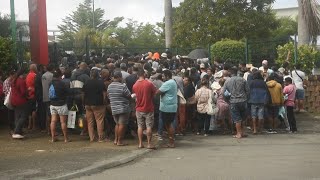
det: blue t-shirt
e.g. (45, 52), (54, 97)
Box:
(159, 79), (178, 113)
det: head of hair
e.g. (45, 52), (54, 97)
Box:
(285, 77), (293, 84)
(63, 69), (72, 79)
(137, 69), (145, 77)
(90, 69), (99, 79)
(113, 70), (122, 79)
(163, 70), (172, 79)
(46, 64), (55, 72)
(53, 69), (62, 79)
(253, 71), (263, 80)
(29, 64), (37, 72)
(201, 78), (209, 87)
(229, 67), (238, 76)
(267, 73), (275, 81)
(295, 63), (302, 70)
(219, 78), (226, 86)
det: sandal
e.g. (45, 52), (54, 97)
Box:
(147, 145), (156, 150)
(162, 144), (175, 148)
(117, 143), (128, 146)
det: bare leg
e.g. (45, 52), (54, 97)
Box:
(28, 116), (32, 129)
(59, 115), (69, 142)
(114, 124), (119, 145)
(32, 111), (37, 130)
(235, 122), (242, 138)
(137, 127), (144, 148)
(146, 127), (155, 149)
(253, 119), (257, 134)
(166, 124), (175, 148)
(117, 124), (127, 145)
(50, 114), (58, 142)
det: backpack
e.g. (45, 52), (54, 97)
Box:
(49, 84), (57, 100)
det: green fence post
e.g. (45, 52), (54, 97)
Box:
(294, 34), (298, 64)
(245, 38), (249, 64)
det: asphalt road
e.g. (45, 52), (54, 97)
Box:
(76, 133), (320, 180)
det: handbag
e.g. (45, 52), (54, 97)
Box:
(4, 88), (13, 110)
(207, 91), (219, 115)
(67, 104), (78, 129)
(186, 95), (196, 104)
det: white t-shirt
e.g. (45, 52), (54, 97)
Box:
(291, 70), (305, 90)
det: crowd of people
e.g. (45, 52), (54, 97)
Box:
(0, 51), (307, 148)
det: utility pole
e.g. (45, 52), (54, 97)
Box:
(164, 0), (173, 49)
(92, 0), (95, 29)
(10, 0), (17, 61)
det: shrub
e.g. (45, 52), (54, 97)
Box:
(276, 42), (319, 75)
(0, 37), (14, 72)
(211, 39), (245, 64)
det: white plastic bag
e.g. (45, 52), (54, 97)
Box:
(4, 88), (13, 110)
(67, 111), (76, 129)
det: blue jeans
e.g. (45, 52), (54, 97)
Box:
(158, 111), (176, 136)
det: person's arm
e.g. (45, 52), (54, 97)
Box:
(123, 85), (132, 100)
(244, 80), (250, 100)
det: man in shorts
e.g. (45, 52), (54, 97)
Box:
(156, 70), (178, 148)
(107, 71), (132, 146)
(133, 69), (157, 149)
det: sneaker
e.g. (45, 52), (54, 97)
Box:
(286, 127), (290, 131)
(158, 136), (163, 141)
(204, 134), (208, 137)
(12, 134), (24, 139)
(196, 132), (200, 135)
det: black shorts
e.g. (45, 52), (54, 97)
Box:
(161, 111), (176, 126)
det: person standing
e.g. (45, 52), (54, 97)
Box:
(195, 78), (212, 136)
(248, 72), (269, 134)
(26, 64), (37, 130)
(3, 70), (15, 134)
(133, 69), (157, 149)
(291, 64), (306, 112)
(83, 69), (107, 142)
(156, 70), (178, 148)
(42, 64), (54, 134)
(49, 70), (70, 143)
(223, 67), (250, 139)
(266, 74), (284, 132)
(283, 77), (297, 133)
(11, 70), (28, 139)
(107, 71), (132, 146)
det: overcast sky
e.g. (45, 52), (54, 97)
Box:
(0, 0), (298, 30)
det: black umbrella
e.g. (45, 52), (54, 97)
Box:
(187, 49), (209, 59)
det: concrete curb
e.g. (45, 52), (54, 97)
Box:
(48, 148), (153, 180)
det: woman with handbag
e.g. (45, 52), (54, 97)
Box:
(195, 78), (212, 136)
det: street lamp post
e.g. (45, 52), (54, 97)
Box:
(92, 0), (95, 29)
(10, 0), (17, 61)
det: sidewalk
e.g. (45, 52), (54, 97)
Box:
(0, 130), (152, 180)
(0, 112), (319, 179)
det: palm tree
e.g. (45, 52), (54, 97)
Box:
(298, 0), (320, 46)
(164, 0), (173, 48)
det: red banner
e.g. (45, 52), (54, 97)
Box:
(28, 0), (48, 65)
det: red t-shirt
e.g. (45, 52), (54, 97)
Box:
(133, 79), (156, 112)
(26, 71), (36, 99)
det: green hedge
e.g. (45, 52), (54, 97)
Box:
(0, 37), (14, 72)
(211, 39), (245, 64)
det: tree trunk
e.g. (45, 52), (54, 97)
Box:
(164, 0), (173, 49)
(298, 0), (311, 46)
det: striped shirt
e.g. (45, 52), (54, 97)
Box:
(107, 82), (131, 115)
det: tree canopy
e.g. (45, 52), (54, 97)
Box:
(172, 0), (278, 48)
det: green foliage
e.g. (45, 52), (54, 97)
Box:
(0, 13), (11, 38)
(211, 39), (245, 64)
(276, 42), (319, 74)
(0, 37), (14, 71)
(58, 0), (124, 47)
(272, 17), (298, 39)
(173, 0), (278, 48)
